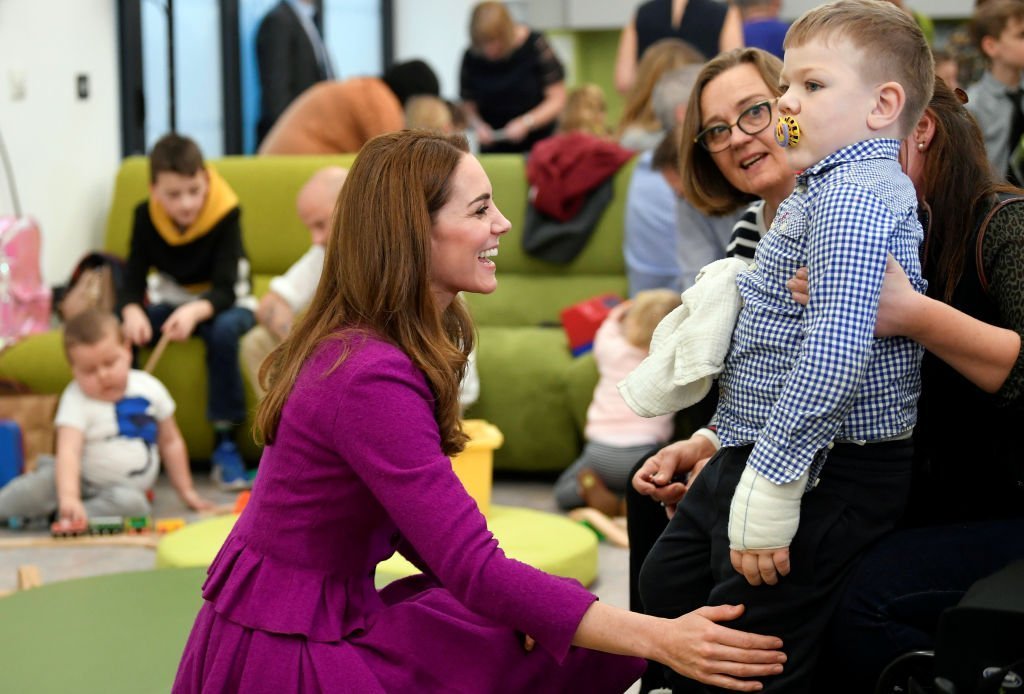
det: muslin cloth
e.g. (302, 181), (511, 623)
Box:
(618, 257), (748, 417)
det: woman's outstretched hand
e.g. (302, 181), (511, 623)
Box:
(659, 604), (786, 691)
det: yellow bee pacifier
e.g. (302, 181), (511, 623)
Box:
(775, 115), (801, 148)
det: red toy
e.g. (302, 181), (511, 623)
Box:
(559, 294), (622, 356)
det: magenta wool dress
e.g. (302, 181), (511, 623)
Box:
(173, 335), (646, 693)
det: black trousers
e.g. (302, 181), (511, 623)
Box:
(639, 440), (913, 693)
(627, 450), (673, 693)
(814, 517), (1024, 693)
(628, 391), (719, 616)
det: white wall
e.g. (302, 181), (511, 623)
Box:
(780, 0), (972, 20)
(393, 0), (479, 100)
(0, 0), (120, 286)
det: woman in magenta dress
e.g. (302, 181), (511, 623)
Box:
(172, 130), (786, 693)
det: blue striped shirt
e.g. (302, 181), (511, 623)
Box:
(717, 139), (927, 484)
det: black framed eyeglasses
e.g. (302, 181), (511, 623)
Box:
(694, 100), (774, 153)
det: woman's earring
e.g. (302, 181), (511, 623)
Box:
(917, 142), (926, 152)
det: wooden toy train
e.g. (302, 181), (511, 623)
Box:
(50, 516), (186, 537)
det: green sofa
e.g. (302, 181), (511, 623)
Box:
(0, 153), (637, 472)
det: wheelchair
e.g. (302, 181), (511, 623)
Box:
(875, 560), (1024, 694)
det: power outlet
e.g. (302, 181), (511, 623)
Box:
(76, 73), (89, 100)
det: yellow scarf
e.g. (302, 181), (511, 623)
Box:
(148, 165), (239, 246)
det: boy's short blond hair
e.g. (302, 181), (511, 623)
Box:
(785, 0), (934, 136)
(970, 0), (1024, 56)
(63, 309), (123, 359)
(624, 289), (682, 349)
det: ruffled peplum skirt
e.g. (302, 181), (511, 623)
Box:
(172, 536), (646, 693)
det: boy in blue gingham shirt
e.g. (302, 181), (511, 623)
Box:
(639, 2), (935, 690)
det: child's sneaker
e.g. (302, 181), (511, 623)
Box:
(211, 441), (251, 491)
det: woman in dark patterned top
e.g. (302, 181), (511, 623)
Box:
(459, 1), (566, 153)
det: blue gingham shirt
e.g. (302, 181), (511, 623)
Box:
(716, 139), (927, 484)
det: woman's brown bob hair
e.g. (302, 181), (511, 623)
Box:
(256, 130), (475, 456)
(680, 48), (784, 216)
(469, 1), (516, 55)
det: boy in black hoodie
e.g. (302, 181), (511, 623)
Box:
(121, 133), (255, 490)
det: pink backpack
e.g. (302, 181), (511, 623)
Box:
(0, 216), (51, 347)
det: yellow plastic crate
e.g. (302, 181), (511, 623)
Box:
(451, 419), (503, 516)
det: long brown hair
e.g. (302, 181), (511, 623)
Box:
(680, 48), (783, 215)
(256, 131), (474, 455)
(919, 77), (1017, 302)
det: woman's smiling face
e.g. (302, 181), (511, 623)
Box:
(700, 63), (794, 208)
(428, 154), (511, 308)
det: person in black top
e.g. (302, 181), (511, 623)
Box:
(459, 1), (566, 153)
(615, 0), (744, 95)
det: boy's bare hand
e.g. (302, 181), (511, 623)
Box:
(632, 450), (687, 505)
(179, 487), (216, 512)
(730, 547), (791, 586)
(58, 497), (88, 524)
(122, 304), (152, 346)
(162, 304), (202, 341)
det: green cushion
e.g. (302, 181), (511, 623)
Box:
(0, 330), (71, 393)
(378, 505), (598, 587)
(155, 513), (236, 569)
(0, 567), (206, 693)
(464, 275), (628, 327)
(157, 505), (598, 587)
(467, 327), (583, 472)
